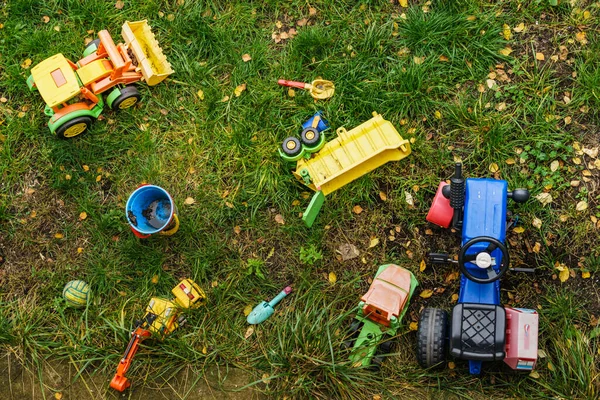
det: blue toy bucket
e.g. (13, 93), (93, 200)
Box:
(125, 185), (179, 238)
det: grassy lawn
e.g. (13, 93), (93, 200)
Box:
(1, 0), (600, 398)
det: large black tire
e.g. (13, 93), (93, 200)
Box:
(110, 86), (141, 111)
(416, 308), (448, 368)
(55, 116), (94, 139)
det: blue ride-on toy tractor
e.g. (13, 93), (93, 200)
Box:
(417, 163), (539, 375)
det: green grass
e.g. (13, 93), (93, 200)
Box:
(1, 0), (600, 399)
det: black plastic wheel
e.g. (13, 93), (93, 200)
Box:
(281, 137), (302, 157)
(341, 319), (363, 350)
(83, 39), (101, 56)
(55, 116), (93, 139)
(111, 86), (141, 111)
(300, 127), (320, 146)
(370, 334), (393, 372)
(416, 308), (448, 368)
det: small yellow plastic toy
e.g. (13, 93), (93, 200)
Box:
(110, 279), (206, 392)
(284, 112), (411, 227)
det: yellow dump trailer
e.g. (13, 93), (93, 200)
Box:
(290, 112), (411, 226)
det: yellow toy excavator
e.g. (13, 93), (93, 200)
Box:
(110, 279), (206, 392)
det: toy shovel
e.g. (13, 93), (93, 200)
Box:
(278, 79), (335, 99)
(247, 286), (292, 324)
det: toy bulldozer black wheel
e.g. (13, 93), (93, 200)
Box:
(55, 116), (93, 139)
(111, 86), (141, 111)
(83, 39), (101, 57)
(281, 137), (302, 158)
(417, 308), (448, 368)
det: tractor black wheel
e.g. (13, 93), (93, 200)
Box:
(83, 39), (101, 57)
(416, 308), (448, 368)
(370, 334), (393, 371)
(281, 137), (302, 157)
(55, 116), (94, 139)
(300, 127), (320, 147)
(111, 86), (141, 111)
(341, 319), (363, 350)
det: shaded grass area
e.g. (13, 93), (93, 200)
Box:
(1, 0), (600, 398)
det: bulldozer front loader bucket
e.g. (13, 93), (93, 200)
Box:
(121, 20), (174, 86)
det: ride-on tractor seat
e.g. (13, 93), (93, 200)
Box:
(450, 303), (505, 361)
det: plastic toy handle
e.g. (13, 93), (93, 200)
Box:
(278, 79), (308, 89)
(159, 213), (180, 236)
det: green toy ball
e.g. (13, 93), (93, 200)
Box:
(62, 280), (90, 308)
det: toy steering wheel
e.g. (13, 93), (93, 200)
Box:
(458, 236), (509, 284)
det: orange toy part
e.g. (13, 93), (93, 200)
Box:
(361, 265), (412, 327)
(77, 30), (143, 94)
(110, 326), (152, 392)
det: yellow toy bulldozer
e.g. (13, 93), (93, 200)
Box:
(26, 20), (173, 139)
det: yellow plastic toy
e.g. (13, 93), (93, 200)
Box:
(290, 112), (411, 227)
(27, 20), (173, 139)
(110, 279), (206, 392)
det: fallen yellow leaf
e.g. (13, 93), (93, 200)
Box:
(489, 162), (499, 173)
(184, 197), (195, 205)
(241, 53), (252, 62)
(287, 88), (295, 97)
(499, 47), (513, 56)
(582, 271), (591, 279)
(434, 110), (442, 119)
(513, 22), (525, 33)
(79, 212), (87, 220)
(352, 205), (363, 214)
(576, 201), (588, 212)
(244, 326), (254, 339)
(55, 233), (64, 239)
(513, 226), (525, 233)
(328, 271), (337, 284)
(197, 89), (204, 100)
(369, 237), (379, 248)
(379, 191), (387, 201)
(274, 214), (285, 224)
(234, 83), (247, 97)
(151, 275), (159, 284)
(243, 304), (253, 316)
(399, 0), (408, 7)
(21, 59), (32, 69)
(536, 52), (545, 61)
(420, 289), (433, 299)
(409, 321), (418, 331)
(502, 24), (512, 40)
(419, 259), (426, 272)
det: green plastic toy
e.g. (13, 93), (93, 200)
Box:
(343, 264), (418, 369)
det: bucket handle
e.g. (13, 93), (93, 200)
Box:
(159, 214), (180, 236)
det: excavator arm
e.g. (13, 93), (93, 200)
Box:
(110, 326), (152, 392)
